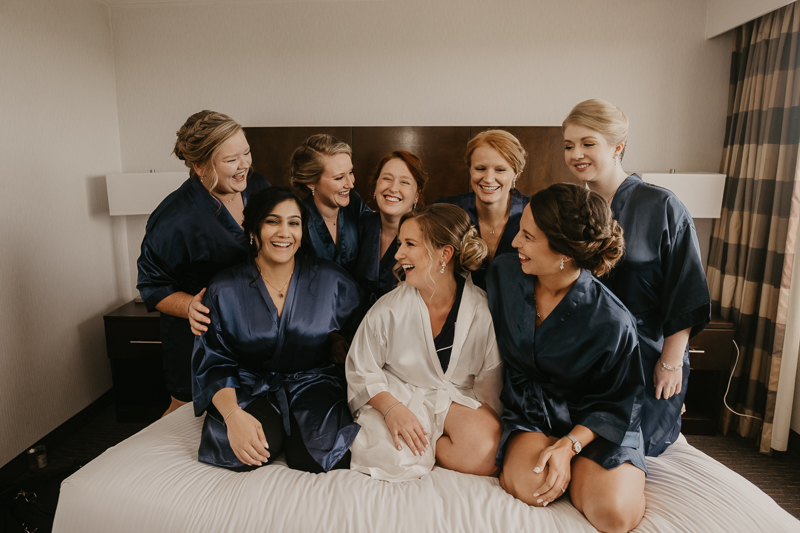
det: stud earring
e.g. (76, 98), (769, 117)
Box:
(440, 261), (446, 274)
(560, 258), (565, 270)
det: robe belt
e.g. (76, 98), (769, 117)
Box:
(247, 372), (293, 436)
(510, 373), (571, 436)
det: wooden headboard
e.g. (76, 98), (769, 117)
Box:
(244, 126), (579, 206)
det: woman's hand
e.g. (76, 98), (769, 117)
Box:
(384, 404), (429, 456)
(188, 288), (210, 336)
(328, 332), (350, 364)
(532, 439), (574, 506)
(225, 408), (270, 466)
(654, 361), (683, 400)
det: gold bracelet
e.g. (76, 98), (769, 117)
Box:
(383, 401), (402, 419)
(224, 406), (242, 422)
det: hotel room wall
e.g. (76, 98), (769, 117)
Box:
(109, 0), (731, 292)
(0, 0), (122, 467)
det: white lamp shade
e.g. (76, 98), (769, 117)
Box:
(106, 172), (189, 216)
(640, 172), (726, 218)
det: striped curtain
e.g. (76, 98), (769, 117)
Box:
(706, 2), (800, 454)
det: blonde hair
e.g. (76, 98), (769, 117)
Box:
(465, 129), (527, 176)
(289, 134), (353, 193)
(562, 99), (629, 161)
(173, 110), (244, 193)
(395, 204), (488, 288)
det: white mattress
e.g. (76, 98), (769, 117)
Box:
(53, 404), (800, 533)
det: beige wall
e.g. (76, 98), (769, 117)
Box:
(0, 0), (122, 466)
(706, 0), (793, 38)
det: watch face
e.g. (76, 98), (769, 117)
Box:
(574, 441), (582, 453)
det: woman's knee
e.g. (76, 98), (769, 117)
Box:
(499, 468), (543, 506)
(582, 492), (645, 533)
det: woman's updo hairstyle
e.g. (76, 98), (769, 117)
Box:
(465, 129), (527, 176)
(562, 99), (629, 161)
(529, 183), (624, 277)
(395, 204), (488, 280)
(174, 110), (244, 192)
(289, 134), (353, 193)
(369, 150), (429, 206)
(242, 187), (312, 263)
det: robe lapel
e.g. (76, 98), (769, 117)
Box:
(444, 275), (477, 380)
(413, 287), (445, 379)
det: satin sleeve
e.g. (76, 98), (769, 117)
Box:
(473, 321), (504, 417)
(191, 286), (241, 417)
(574, 323), (644, 445)
(137, 230), (190, 312)
(345, 310), (389, 413)
(660, 201), (711, 339)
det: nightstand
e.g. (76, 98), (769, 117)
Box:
(104, 300), (169, 422)
(682, 316), (735, 435)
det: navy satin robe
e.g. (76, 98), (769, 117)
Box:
(192, 256), (362, 471)
(353, 211), (400, 306)
(603, 174), (711, 457)
(436, 189), (530, 289)
(136, 174), (271, 400)
(304, 191), (371, 276)
(487, 255), (647, 472)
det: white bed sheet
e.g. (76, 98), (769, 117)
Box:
(53, 404), (800, 533)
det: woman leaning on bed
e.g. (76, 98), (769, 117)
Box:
(486, 184), (647, 533)
(562, 99), (710, 457)
(192, 187), (362, 473)
(346, 204), (504, 482)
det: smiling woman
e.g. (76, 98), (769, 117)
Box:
(191, 187), (363, 473)
(437, 129), (529, 290)
(354, 150), (428, 306)
(290, 134), (372, 275)
(136, 110), (270, 416)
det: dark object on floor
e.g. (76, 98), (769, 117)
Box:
(0, 463), (81, 533)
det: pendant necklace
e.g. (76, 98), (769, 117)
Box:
(213, 192), (239, 204)
(262, 274), (291, 299)
(533, 288), (542, 320)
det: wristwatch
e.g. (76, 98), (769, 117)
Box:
(565, 433), (582, 454)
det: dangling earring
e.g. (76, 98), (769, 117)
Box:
(439, 261), (446, 274)
(310, 187), (315, 196)
(560, 258), (565, 270)
(250, 235), (254, 245)
(413, 197), (418, 210)
(612, 153), (618, 164)
(512, 177), (517, 189)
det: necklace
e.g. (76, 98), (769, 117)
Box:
(261, 273), (292, 299)
(533, 290), (542, 321)
(214, 192), (239, 204)
(477, 215), (507, 235)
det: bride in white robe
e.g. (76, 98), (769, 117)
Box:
(346, 204), (503, 482)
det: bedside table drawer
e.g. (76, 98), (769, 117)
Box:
(689, 328), (735, 370)
(105, 319), (162, 360)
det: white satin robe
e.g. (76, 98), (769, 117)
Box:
(345, 277), (503, 481)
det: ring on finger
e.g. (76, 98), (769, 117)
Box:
(560, 487), (566, 493)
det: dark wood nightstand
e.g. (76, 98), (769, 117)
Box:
(104, 300), (169, 422)
(682, 316), (735, 435)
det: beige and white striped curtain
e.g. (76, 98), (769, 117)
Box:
(706, 2), (800, 453)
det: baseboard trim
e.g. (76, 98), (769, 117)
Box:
(0, 389), (114, 486)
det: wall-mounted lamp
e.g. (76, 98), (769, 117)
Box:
(106, 171), (188, 216)
(640, 172), (727, 219)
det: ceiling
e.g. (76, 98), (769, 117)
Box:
(100, 0), (384, 5)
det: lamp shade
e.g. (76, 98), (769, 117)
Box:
(640, 172), (726, 218)
(106, 172), (188, 216)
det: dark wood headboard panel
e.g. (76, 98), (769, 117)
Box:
(244, 126), (579, 206)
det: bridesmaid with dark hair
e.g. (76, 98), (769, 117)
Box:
(354, 150), (428, 305)
(192, 187), (361, 473)
(487, 183), (647, 533)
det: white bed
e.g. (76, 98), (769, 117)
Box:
(53, 404), (800, 533)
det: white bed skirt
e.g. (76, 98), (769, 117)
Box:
(53, 404), (800, 533)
